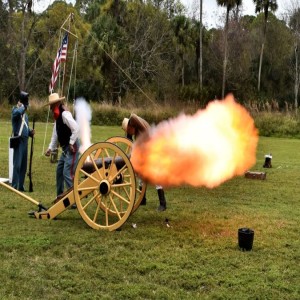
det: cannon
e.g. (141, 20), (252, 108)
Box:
(0, 137), (147, 231)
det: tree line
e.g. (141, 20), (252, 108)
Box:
(0, 0), (299, 110)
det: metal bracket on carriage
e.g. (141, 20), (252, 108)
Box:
(28, 203), (48, 218)
(52, 186), (74, 204)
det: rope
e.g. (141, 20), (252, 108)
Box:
(73, 41), (78, 100)
(71, 41), (78, 115)
(67, 40), (78, 105)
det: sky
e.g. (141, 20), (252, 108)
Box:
(183, 0), (291, 28)
(34, 0), (294, 28)
(33, 0), (74, 13)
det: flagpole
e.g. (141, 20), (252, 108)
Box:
(45, 13), (78, 154)
(61, 13), (74, 100)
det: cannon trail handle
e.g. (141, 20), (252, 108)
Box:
(0, 181), (40, 206)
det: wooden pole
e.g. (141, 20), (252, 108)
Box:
(0, 181), (40, 206)
(61, 13), (76, 98)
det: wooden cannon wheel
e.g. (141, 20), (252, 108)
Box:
(73, 142), (136, 231)
(106, 136), (147, 214)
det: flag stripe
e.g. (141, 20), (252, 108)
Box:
(49, 33), (69, 93)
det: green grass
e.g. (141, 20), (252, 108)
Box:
(0, 121), (299, 299)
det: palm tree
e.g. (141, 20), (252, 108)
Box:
(217, 0), (242, 99)
(253, 0), (278, 92)
(171, 15), (194, 87)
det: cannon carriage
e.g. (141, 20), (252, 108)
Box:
(0, 137), (147, 231)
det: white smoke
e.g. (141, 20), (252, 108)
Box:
(75, 97), (92, 154)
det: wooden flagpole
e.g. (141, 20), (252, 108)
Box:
(42, 14), (78, 154)
(61, 13), (78, 100)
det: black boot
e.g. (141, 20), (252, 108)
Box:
(140, 186), (146, 205)
(157, 188), (166, 211)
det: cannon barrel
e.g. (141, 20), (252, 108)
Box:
(82, 156), (126, 174)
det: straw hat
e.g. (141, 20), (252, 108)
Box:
(122, 118), (129, 131)
(44, 93), (65, 106)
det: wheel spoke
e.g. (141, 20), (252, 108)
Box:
(79, 168), (100, 183)
(94, 148), (102, 159)
(125, 145), (130, 154)
(109, 164), (127, 182)
(105, 203), (109, 226)
(111, 182), (132, 188)
(77, 185), (99, 192)
(121, 185), (130, 201)
(109, 194), (122, 220)
(106, 153), (117, 177)
(89, 155), (103, 179)
(82, 192), (101, 210)
(93, 196), (101, 222)
(110, 189), (130, 205)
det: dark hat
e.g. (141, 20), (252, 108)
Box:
(20, 91), (29, 105)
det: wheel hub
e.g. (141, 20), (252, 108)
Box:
(99, 180), (110, 195)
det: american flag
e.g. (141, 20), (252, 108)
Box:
(49, 32), (69, 93)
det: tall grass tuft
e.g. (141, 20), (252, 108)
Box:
(255, 112), (300, 138)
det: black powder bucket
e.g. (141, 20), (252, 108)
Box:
(238, 228), (254, 251)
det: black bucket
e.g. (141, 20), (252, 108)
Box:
(238, 228), (254, 251)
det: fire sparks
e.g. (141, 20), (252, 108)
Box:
(131, 94), (258, 188)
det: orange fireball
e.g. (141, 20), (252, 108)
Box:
(131, 94), (258, 188)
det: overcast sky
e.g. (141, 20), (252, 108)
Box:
(183, 0), (292, 28)
(33, 0), (73, 13)
(34, 0), (294, 28)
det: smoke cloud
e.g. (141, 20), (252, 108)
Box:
(131, 94), (258, 188)
(75, 97), (92, 154)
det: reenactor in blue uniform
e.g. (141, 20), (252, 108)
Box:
(11, 91), (35, 191)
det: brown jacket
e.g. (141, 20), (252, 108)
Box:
(129, 114), (150, 138)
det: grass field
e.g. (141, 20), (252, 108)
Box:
(0, 120), (299, 299)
